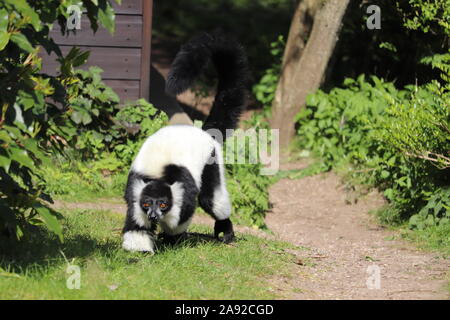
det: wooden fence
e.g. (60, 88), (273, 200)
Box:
(41, 0), (153, 103)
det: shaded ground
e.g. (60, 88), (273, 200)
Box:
(53, 167), (449, 300)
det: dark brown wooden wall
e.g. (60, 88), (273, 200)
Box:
(41, 0), (153, 103)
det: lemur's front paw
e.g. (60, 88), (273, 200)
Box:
(214, 219), (235, 244)
(122, 230), (155, 253)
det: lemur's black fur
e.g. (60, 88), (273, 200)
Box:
(166, 31), (249, 138)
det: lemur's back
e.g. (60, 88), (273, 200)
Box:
(131, 125), (218, 185)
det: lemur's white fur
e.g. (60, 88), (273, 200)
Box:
(122, 231), (155, 253)
(126, 125), (230, 240)
(132, 125), (219, 189)
(131, 179), (150, 228)
(210, 146), (231, 220)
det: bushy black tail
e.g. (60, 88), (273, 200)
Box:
(165, 31), (249, 138)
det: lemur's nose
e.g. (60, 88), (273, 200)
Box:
(147, 206), (160, 222)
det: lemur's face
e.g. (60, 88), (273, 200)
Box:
(140, 180), (172, 222)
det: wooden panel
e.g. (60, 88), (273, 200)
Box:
(140, 0), (153, 101)
(111, 0), (143, 15)
(41, 46), (141, 80)
(104, 80), (140, 102)
(50, 15), (142, 47)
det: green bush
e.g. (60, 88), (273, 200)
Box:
(244, 35), (284, 129)
(332, 0), (449, 87)
(39, 159), (127, 201)
(399, 0), (450, 36)
(0, 0), (117, 240)
(112, 99), (168, 165)
(226, 163), (272, 228)
(296, 74), (449, 236)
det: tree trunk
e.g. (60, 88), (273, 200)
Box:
(270, 0), (350, 150)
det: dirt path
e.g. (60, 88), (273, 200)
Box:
(266, 170), (449, 300)
(53, 170), (449, 300)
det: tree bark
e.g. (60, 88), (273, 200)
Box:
(270, 0), (350, 150)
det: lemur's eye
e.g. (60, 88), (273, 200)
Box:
(143, 203), (150, 208)
(159, 203), (167, 209)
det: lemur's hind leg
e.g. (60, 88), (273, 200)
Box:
(199, 161), (234, 243)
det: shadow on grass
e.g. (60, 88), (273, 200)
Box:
(0, 226), (118, 274)
(156, 231), (225, 253)
(0, 226), (240, 273)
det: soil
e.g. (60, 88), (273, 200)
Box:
(265, 164), (449, 300)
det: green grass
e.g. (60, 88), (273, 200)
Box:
(0, 209), (299, 299)
(372, 207), (450, 256)
(398, 224), (450, 256)
(37, 157), (129, 202)
(39, 164), (127, 202)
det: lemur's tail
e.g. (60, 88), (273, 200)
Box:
(165, 31), (249, 138)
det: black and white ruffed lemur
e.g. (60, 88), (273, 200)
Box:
(122, 32), (249, 252)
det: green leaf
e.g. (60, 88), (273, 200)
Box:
(0, 9), (9, 31)
(0, 154), (11, 172)
(0, 30), (10, 51)
(380, 170), (390, 179)
(33, 203), (63, 242)
(10, 33), (33, 52)
(71, 111), (83, 124)
(4, 0), (41, 31)
(9, 147), (33, 168)
(98, 2), (116, 34)
(81, 111), (92, 125)
(0, 131), (12, 143)
(72, 50), (90, 67)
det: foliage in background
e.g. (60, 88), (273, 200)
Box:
(331, 0), (449, 87)
(39, 159), (127, 202)
(223, 35), (288, 228)
(245, 35), (285, 129)
(296, 75), (449, 250)
(0, 0), (117, 241)
(240, 0), (450, 250)
(226, 163), (272, 228)
(252, 35), (285, 110)
(399, 0), (450, 37)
